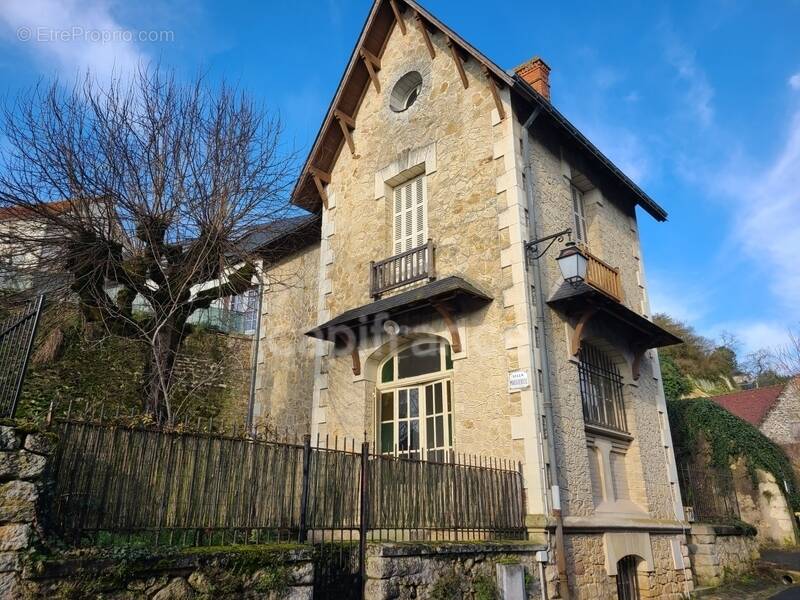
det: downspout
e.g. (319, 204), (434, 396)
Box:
(522, 107), (569, 599)
(246, 263), (265, 431)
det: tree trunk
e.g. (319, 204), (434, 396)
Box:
(143, 314), (187, 422)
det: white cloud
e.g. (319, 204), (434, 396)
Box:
(0, 0), (145, 77)
(721, 109), (800, 314)
(790, 73), (800, 90)
(665, 37), (715, 126)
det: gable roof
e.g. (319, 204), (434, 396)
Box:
(291, 0), (668, 222)
(708, 384), (787, 427)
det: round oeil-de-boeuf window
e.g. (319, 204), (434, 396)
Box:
(390, 71), (423, 112)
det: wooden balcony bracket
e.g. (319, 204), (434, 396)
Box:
(570, 308), (597, 356)
(360, 48), (382, 93)
(389, 0), (406, 35)
(631, 345), (647, 381)
(415, 12), (436, 58)
(336, 331), (361, 376)
(446, 37), (469, 89)
(482, 66), (505, 120)
(334, 109), (356, 155)
(309, 166), (331, 210)
(432, 301), (462, 353)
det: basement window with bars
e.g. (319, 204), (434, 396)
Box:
(578, 343), (628, 434)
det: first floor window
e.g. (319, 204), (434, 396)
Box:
(378, 341), (454, 460)
(578, 343), (627, 433)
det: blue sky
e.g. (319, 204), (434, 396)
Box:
(1, 0), (799, 356)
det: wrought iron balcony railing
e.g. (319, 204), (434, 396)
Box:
(370, 240), (435, 299)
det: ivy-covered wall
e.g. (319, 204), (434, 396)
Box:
(668, 398), (800, 511)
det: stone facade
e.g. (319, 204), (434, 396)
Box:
(365, 541), (543, 599)
(760, 379), (800, 446)
(686, 524), (759, 587)
(254, 1), (701, 597)
(253, 242), (321, 433)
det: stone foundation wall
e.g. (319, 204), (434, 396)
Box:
(364, 541), (544, 600)
(687, 523), (759, 587)
(23, 547), (314, 600)
(731, 460), (798, 546)
(562, 532), (692, 600)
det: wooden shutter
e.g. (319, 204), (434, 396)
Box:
(393, 174), (427, 253)
(572, 186), (587, 243)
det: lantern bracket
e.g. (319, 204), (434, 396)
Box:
(525, 228), (573, 262)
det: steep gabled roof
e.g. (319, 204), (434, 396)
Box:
(709, 384), (787, 427)
(292, 0), (668, 222)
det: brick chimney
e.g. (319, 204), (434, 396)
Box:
(515, 57), (551, 101)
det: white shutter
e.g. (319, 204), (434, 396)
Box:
(393, 174), (427, 253)
(572, 186), (587, 243)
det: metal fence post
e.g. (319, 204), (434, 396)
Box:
(359, 439), (369, 595)
(299, 434), (312, 543)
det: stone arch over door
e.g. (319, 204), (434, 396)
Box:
(603, 532), (654, 576)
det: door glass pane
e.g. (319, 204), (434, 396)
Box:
(434, 382), (443, 413)
(381, 358), (394, 383)
(399, 422), (408, 451)
(399, 390), (407, 418)
(410, 421), (419, 450)
(380, 423), (394, 453)
(426, 417), (435, 447)
(409, 388), (419, 417)
(397, 343), (441, 379)
(425, 384), (433, 414)
(435, 416), (444, 446)
(380, 392), (393, 422)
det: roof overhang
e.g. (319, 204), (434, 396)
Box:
(290, 0), (668, 222)
(548, 281), (681, 350)
(306, 276), (491, 343)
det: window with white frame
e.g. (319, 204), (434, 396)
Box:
(571, 184), (587, 244)
(377, 340), (453, 460)
(393, 174), (427, 254)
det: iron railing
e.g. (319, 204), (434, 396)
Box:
(0, 294), (44, 418)
(578, 343), (628, 433)
(677, 461), (740, 523)
(370, 240), (435, 299)
(49, 416), (527, 548)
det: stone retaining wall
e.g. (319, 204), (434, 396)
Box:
(365, 541), (544, 599)
(0, 424), (55, 598)
(23, 547), (314, 600)
(687, 523), (759, 587)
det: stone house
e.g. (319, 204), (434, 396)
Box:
(253, 0), (693, 597)
(709, 379), (800, 448)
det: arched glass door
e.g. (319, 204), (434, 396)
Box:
(377, 340), (453, 460)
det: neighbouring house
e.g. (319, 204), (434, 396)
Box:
(252, 0), (695, 597)
(709, 379), (800, 448)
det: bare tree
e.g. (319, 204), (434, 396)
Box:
(0, 67), (295, 421)
(776, 327), (800, 378)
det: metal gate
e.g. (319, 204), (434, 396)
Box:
(0, 295), (44, 418)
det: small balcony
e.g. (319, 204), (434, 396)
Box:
(370, 240), (435, 299)
(583, 248), (624, 303)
